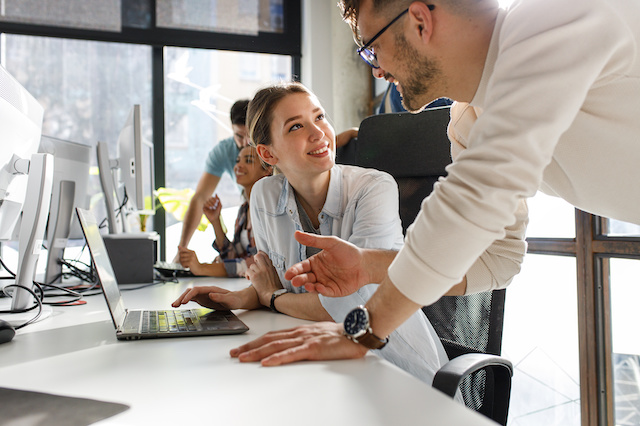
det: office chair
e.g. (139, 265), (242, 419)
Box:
(337, 107), (513, 426)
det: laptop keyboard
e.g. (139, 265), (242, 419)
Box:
(120, 310), (204, 334)
(146, 310), (202, 333)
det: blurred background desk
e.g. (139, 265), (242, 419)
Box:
(0, 277), (496, 425)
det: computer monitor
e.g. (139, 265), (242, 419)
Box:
(39, 135), (92, 284)
(118, 104), (155, 215)
(97, 104), (155, 234)
(0, 64), (54, 312)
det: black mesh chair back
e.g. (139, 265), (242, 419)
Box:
(424, 289), (508, 419)
(337, 107), (512, 425)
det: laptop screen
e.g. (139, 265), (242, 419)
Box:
(76, 208), (127, 329)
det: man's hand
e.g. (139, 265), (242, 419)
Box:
(336, 127), (358, 148)
(229, 322), (368, 366)
(284, 231), (371, 297)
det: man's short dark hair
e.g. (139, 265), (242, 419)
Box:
(230, 99), (250, 125)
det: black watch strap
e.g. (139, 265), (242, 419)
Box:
(270, 289), (287, 313)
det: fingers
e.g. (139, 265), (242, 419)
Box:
(305, 283), (336, 297)
(230, 324), (367, 366)
(171, 287), (199, 307)
(207, 293), (232, 310)
(171, 289), (189, 307)
(204, 195), (221, 211)
(253, 251), (270, 268)
(229, 327), (302, 357)
(178, 251), (196, 268)
(284, 259), (313, 281)
(171, 286), (226, 308)
(237, 337), (309, 365)
(293, 230), (327, 249)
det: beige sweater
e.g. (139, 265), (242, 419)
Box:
(389, 0), (640, 305)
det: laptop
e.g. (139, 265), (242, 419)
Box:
(76, 207), (249, 340)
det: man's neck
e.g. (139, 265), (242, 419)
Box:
(437, 3), (499, 102)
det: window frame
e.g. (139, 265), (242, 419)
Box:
(528, 212), (640, 425)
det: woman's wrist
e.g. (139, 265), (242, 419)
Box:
(243, 285), (263, 310)
(258, 287), (276, 308)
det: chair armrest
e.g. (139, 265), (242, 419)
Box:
(432, 353), (513, 398)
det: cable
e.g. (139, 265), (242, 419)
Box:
(0, 257), (16, 277)
(115, 187), (129, 219)
(0, 283), (43, 329)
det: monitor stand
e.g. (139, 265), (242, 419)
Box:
(44, 180), (75, 284)
(10, 153), (54, 311)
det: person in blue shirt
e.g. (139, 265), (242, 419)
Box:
(172, 82), (449, 386)
(176, 145), (272, 277)
(175, 99), (251, 257)
(378, 81), (451, 114)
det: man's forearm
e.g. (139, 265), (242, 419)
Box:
(362, 249), (398, 284)
(179, 198), (205, 247)
(365, 274), (422, 339)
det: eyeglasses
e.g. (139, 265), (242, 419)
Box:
(356, 5), (434, 69)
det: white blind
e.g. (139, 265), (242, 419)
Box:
(156, 0), (259, 35)
(0, 0), (121, 32)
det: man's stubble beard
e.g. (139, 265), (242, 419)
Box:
(394, 32), (443, 112)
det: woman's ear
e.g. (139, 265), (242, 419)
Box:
(256, 144), (277, 166)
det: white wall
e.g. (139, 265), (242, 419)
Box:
(301, 0), (371, 133)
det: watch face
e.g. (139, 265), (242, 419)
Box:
(344, 307), (368, 336)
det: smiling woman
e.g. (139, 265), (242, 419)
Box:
(175, 145), (272, 278)
(172, 81), (451, 386)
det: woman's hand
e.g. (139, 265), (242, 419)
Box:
(202, 195), (223, 224)
(171, 285), (261, 311)
(246, 251), (283, 307)
(177, 246), (204, 276)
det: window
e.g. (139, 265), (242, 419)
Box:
(0, 0), (301, 258)
(523, 205), (640, 425)
(1, 33), (152, 230)
(163, 47), (291, 260)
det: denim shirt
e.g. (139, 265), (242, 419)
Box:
(251, 165), (403, 293)
(250, 164), (449, 385)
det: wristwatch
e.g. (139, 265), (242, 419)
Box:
(270, 289), (288, 313)
(343, 305), (388, 350)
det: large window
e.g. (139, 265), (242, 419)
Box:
(504, 192), (581, 424)
(522, 202), (640, 425)
(0, 0), (301, 258)
(163, 47), (291, 260)
(1, 34), (152, 228)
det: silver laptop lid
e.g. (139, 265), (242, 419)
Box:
(76, 207), (127, 330)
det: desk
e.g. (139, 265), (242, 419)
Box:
(0, 277), (496, 425)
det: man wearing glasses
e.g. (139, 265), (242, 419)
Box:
(231, 0), (640, 366)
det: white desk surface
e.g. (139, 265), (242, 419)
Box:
(0, 277), (496, 425)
